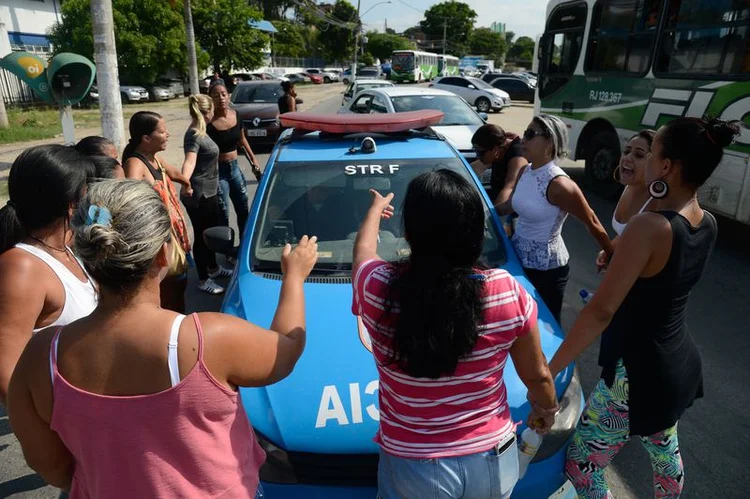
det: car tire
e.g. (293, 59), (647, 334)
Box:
(121, 92), (130, 104)
(585, 130), (624, 200)
(476, 97), (491, 113)
(324, 76), (331, 84)
(343, 78), (350, 85)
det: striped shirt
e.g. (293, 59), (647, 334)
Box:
(352, 259), (537, 459)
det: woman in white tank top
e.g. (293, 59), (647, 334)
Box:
(598, 130), (656, 271)
(0, 145), (98, 405)
(497, 115), (614, 323)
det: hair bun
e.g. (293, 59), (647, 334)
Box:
(706, 117), (742, 148)
(77, 224), (122, 266)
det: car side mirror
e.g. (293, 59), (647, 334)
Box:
(203, 226), (237, 257)
(479, 112), (488, 122)
(468, 84), (475, 89)
(296, 98), (304, 105)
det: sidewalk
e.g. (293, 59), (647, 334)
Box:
(0, 83), (346, 182)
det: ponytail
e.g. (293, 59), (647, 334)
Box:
(0, 145), (91, 254)
(122, 111), (162, 162)
(188, 94), (213, 136)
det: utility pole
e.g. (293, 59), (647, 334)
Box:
(442, 19), (447, 56)
(184, 0), (200, 95)
(351, 0), (361, 80)
(90, 0), (125, 151)
(0, 14), (10, 129)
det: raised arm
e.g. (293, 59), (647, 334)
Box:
(494, 156), (527, 207)
(548, 213), (670, 376)
(548, 176), (614, 258)
(353, 189), (394, 270)
(203, 235), (318, 387)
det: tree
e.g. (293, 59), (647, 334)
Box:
(365, 31), (415, 62)
(468, 27), (506, 63)
(272, 19), (307, 58)
(315, 0), (358, 64)
(250, 0), (296, 20)
(403, 26), (424, 40)
(508, 36), (535, 62)
(49, 0), (195, 83)
(360, 52), (375, 66)
(419, 2), (477, 50)
(505, 30), (516, 45)
(192, 0), (269, 74)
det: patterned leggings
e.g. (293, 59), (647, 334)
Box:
(565, 361), (684, 499)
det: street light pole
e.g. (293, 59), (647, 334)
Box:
(351, 0), (361, 81)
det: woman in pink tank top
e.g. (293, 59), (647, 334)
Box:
(7, 179), (319, 497)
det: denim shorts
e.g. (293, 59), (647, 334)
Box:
(377, 435), (519, 499)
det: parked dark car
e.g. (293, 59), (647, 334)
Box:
(489, 77), (536, 103)
(481, 72), (505, 83)
(231, 81), (303, 147)
(284, 73), (310, 84)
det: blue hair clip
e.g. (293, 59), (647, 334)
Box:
(86, 204), (112, 227)
(467, 273), (486, 281)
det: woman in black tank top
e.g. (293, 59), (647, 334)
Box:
(542, 117), (741, 499)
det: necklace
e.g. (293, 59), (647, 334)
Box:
(29, 235), (72, 262)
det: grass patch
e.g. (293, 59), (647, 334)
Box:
(0, 104), (151, 145)
(0, 180), (8, 203)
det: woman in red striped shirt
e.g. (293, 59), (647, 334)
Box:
(352, 169), (558, 498)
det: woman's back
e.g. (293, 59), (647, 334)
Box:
(48, 311), (264, 498)
(353, 261), (536, 459)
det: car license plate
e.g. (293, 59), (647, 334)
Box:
(246, 129), (267, 137)
(548, 481), (576, 499)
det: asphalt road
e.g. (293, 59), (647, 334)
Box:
(1, 87), (749, 498)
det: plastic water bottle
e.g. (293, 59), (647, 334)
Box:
(517, 428), (543, 479)
(579, 288), (594, 305)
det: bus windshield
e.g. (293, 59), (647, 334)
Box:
(392, 53), (415, 71)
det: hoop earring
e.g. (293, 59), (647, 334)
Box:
(648, 180), (669, 199)
(613, 166), (622, 183)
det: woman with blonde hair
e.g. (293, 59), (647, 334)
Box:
(181, 94), (231, 295)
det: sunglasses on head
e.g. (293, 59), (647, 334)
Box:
(523, 128), (544, 141)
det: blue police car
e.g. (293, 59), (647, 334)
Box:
(215, 111), (582, 498)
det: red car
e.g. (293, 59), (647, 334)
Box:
(302, 72), (323, 84)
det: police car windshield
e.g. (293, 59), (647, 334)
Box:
(252, 158), (506, 276)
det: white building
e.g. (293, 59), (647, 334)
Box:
(0, 0), (62, 58)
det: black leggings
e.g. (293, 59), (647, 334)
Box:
(185, 194), (223, 280)
(523, 264), (570, 324)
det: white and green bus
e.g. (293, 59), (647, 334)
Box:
(438, 54), (460, 77)
(537, 0), (750, 224)
(390, 50), (439, 83)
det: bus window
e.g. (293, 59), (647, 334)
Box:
(656, 0), (750, 78)
(586, 0), (663, 75)
(539, 1), (587, 98)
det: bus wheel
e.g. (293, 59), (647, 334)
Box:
(586, 130), (623, 199)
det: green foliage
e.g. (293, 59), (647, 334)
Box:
(508, 36), (535, 62)
(272, 19), (307, 57)
(419, 2), (477, 49)
(315, 0), (358, 64)
(360, 52), (375, 66)
(469, 28), (507, 64)
(505, 30), (516, 45)
(192, 0), (269, 74)
(365, 32), (415, 62)
(48, 0), (194, 83)
(250, 0), (297, 20)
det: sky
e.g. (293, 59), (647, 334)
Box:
(358, 0), (550, 40)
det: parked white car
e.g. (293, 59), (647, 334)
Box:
(338, 87), (487, 160)
(429, 76), (510, 113)
(341, 79), (395, 107)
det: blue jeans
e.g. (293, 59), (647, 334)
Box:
(377, 437), (519, 499)
(218, 159), (250, 238)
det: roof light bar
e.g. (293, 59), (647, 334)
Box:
(280, 110), (445, 134)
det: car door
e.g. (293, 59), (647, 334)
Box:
(369, 94), (389, 114)
(342, 83), (356, 106)
(350, 93), (374, 114)
(459, 78), (482, 103)
(437, 77), (471, 100)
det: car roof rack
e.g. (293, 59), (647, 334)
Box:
(279, 110), (445, 137)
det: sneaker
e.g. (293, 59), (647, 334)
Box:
(198, 278), (225, 295)
(208, 265), (233, 279)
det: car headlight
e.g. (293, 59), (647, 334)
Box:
(256, 431), (298, 484)
(532, 367), (584, 462)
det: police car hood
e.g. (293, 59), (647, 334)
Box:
(230, 271), (571, 454)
